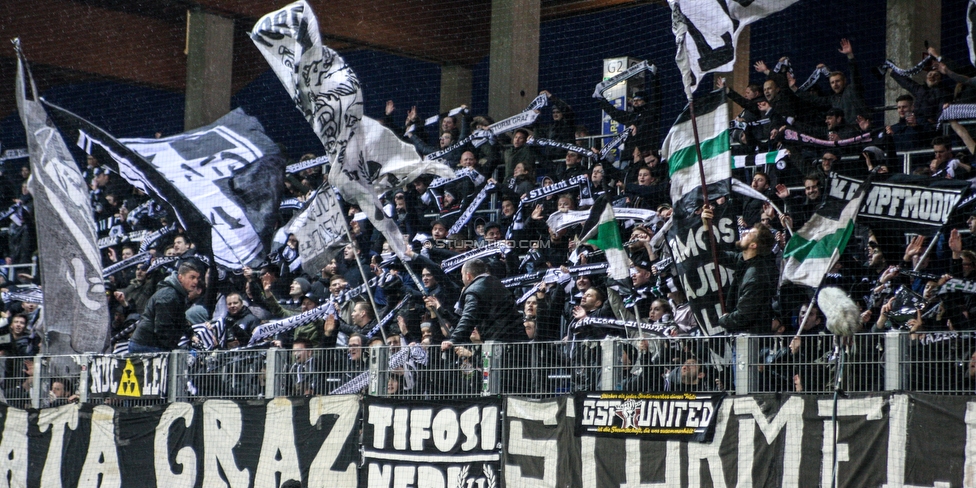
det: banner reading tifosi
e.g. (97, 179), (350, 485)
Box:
(362, 397), (502, 488)
(87, 354), (168, 398)
(574, 391), (725, 442)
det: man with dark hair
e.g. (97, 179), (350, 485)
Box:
(503, 129), (540, 181)
(129, 261), (204, 353)
(703, 206), (777, 335)
(775, 173), (825, 229)
(440, 259), (526, 352)
(886, 94), (930, 152)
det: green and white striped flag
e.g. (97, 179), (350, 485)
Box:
(662, 89), (731, 204)
(580, 196), (630, 281)
(781, 181), (869, 288)
(732, 149), (788, 169)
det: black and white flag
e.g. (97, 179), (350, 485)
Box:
(118, 110), (286, 269)
(670, 0), (801, 98)
(43, 104), (286, 270)
(251, 1), (454, 260)
(15, 40), (109, 355)
(274, 184), (348, 277)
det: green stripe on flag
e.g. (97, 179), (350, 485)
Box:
(668, 130), (730, 176)
(765, 150), (781, 164)
(585, 220), (622, 251)
(782, 220), (855, 262)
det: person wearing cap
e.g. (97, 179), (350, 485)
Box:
(114, 261), (153, 315)
(861, 145), (890, 176)
(594, 75), (661, 160)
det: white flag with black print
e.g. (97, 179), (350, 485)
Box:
(250, 0), (454, 259)
(15, 40), (109, 355)
(274, 185), (349, 277)
(670, 0), (801, 98)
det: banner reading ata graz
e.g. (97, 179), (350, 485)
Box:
(362, 397), (502, 488)
(575, 391), (726, 442)
(88, 353), (167, 398)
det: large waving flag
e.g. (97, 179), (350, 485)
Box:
(250, 1), (453, 259)
(15, 40), (110, 355)
(580, 196), (629, 281)
(781, 179), (870, 289)
(670, 0), (801, 98)
(43, 104), (286, 270)
(662, 89), (730, 205)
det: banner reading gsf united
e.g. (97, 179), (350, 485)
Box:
(362, 397), (502, 488)
(575, 391), (725, 442)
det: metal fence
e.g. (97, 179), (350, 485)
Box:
(6, 331), (976, 407)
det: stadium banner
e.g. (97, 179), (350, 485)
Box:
(0, 396), (359, 487)
(574, 391), (725, 441)
(87, 354), (169, 398)
(362, 397), (502, 488)
(0, 393), (972, 485)
(507, 393), (974, 487)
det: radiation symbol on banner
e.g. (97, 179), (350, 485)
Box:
(116, 359), (141, 397)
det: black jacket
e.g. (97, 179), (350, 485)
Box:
(131, 274), (193, 349)
(718, 253), (778, 334)
(448, 275), (527, 343)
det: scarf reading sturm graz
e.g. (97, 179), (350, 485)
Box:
(251, 1), (454, 261)
(578, 317), (676, 338)
(441, 242), (510, 273)
(526, 137), (598, 159)
(506, 174), (595, 239)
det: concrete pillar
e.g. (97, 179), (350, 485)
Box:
(488, 0), (540, 121)
(716, 26), (751, 111)
(440, 64), (473, 113)
(184, 9), (233, 131)
(884, 0), (941, 126)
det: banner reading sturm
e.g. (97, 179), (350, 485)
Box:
(362, 397), (502, 488)
(575, 391), (725, 442)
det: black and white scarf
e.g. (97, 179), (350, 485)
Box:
(526, 137), (597, 159)
(448, 181), (496, 236)
(880, 55), (934, 78)
(797, 66), (831, 92)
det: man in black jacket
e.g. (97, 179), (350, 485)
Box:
(708, 220), (778, 335)
(129, 261), (204, 353)
(440, 259), (526, 351)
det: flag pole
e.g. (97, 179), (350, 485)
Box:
(337, 212), (388, 343)
(688, 98), (727, 313)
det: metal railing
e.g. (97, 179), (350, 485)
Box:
(7, 331), (976, 406)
